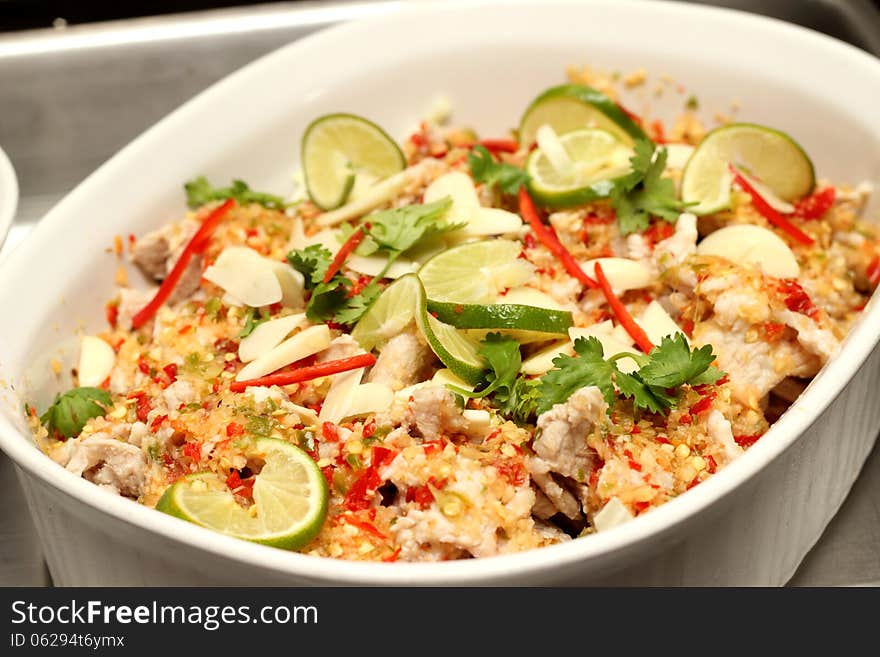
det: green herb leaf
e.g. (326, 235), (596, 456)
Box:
(611, 140), (687, 235)
(287, 245), (333, 290)
(363, 198), (458, 262)
(468, 145), (530, 195)
(536, 333), (723, 416)
(498, 375), (542, 426)
(40, 387), (112, 439)
(636, 333), (717, 389)
(449, 333), (540, 426)
(467, 333), (523, 400)
(185, 177), (286, 210)
(537, 337), (617, 414)
(332, 279), (383, 326)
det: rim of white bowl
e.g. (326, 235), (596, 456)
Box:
(1, 0), (880, 585)
(0, 144), (18, 251)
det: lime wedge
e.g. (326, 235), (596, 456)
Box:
(351, 274), (420, 351)
(681, 122), (815, 215)
(427, 300), (572, 335)
(519, 84), (647, 147)
(301, 113), (405, 210)
(525, 128), (634, 208)
(156, 437), (328, 549)
(418, 240), (534, 304)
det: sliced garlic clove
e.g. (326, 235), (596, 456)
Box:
(423, 171), (480, 219)
(582, 257), (654, 293)
(319, 367), (366, 424)
(431, 368), (475, 391)
(238, 313), (307, 363)
(696, 224), (800, 279)
(500, 287), (565, 310)
(343, 382), (395, 420)
(593, 496), (634, 532)
(203, 246), (282, 307)
(462, 409), (492, 433)
(459, 207), (523, 236)
(78, 336), (116, 387)
(236, 324), (331, 381)
(288, 402), (319, 427)
(317, 162), (429, 228)
(520, 339), (573, 376)
(637, 300), (686, 345)
(346, 253), (418, 279)
(662, 143), (695, 171)
(267, 260), (305, 309)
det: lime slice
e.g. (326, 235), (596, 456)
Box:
(418, 311), (485, 385)
(519, 84), (647, 147)
(418, 240), (534, 304)
(681, 122), (815, 215)
(427, 300), (572, 335)
(352, 274), (485, 384)
(525, 128), (634, 208)
(351, 274), (420, 351)
(156, 437), (328, 549)
(301, 113), (406, 210)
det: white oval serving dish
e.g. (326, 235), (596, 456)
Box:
(1, 0), (879, 586)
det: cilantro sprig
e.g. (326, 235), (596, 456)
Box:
(448, 333), (540, 426)
(286, 244), (382, 326)
(288, 199), (460, 326)
(610, 140), (689, 235)
(538, 334), (723, 415)
(185, 177), (287, 210)
(361, 197), (458, 265)
(40, 387), (112, 439)
(468, 145), (530, 195)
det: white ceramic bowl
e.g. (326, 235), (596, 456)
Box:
(1, 0), (880, 586)
(0, 143), (18, 250)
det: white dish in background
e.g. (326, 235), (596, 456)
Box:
(1, 0), (880, 586)
(0, 144), (18, 250)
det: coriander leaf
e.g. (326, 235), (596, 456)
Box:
(469, 333), (522, 399)
(468, 145), (530, 195)
(447, 333), (539, 426)
(333, 279), (383, 325)
(689, 365), (724, 386)
(637, 334), (719, 388)
(537, 337), (617, 415)
(287, 245), (333, 289)
(185, 176), (286, 210)
(614, 370), (676, 414)
(305, 277), (351, 324)
(497, 375), (542, 426)
(364, 198), (459, 262)
(611, 140), (687, 235)
(40, 387), (112, 439)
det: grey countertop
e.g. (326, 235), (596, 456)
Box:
(0, 0), (878, 587)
